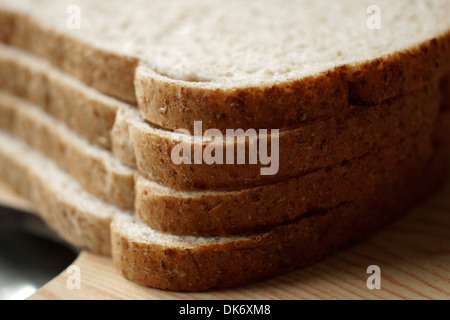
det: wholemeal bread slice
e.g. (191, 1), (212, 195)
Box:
(0, 130), (446, 291)
(130, 81), (441, 190)
(0, 91), (135, 208)
(1, 0), (450, 132)
(0, 131), (129, 255)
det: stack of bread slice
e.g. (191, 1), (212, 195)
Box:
(0, 0), (449, 291)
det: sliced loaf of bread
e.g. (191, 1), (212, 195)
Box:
(1, 0), (450, 131)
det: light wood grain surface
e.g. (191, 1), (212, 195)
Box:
(1, 179), (449, 300)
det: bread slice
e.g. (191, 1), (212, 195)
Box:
(1, 0), (450, 132)
(0, 131), (130, 255)
(113, 151), (447, 291)
(0, 129), (445, 291)
(0, 91), (135, 208)
(130, 81), (441, 190)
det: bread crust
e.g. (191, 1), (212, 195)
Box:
(134, 75), (448, 237)
(0, 80), (443, 234)
(0, 86), (441, 236)
(0, 45), (143, 169)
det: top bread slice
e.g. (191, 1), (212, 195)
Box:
(1, 0), (450, 132)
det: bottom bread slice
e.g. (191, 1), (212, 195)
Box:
(0, 130), (446, 291)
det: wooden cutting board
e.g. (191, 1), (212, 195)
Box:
(1, 180), (449, 300)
